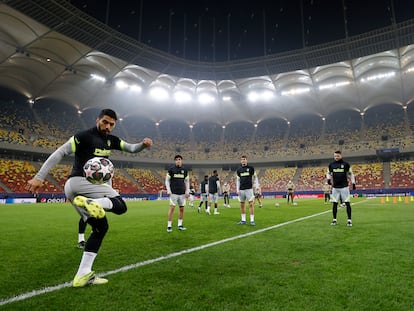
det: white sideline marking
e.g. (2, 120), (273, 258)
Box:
(1, 207), (348, 306)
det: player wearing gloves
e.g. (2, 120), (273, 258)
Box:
(327, 150), (356, 227)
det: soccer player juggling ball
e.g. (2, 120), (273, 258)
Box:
(26, 108), (152, 287)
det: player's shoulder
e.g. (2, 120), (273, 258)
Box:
(75, 127), (92, 137)
(73, 128), (95, 143)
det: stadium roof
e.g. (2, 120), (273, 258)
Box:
(1, 1), (414, 126)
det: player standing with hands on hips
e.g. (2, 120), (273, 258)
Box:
(327, 150), (356, 227)
(26, 108), (153, 287)
(236, 155), (260, 226)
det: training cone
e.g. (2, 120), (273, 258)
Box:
(398, 196), (402, 202)
(386, 196), (389, 202)
(381, 197), (385, 204)
(405, 196), (409, 204)
(393, 197), (397, 204)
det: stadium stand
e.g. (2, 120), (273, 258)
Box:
(0, 160), (57, 193)
(389, 160), (414, 189)
(125, 168), (163, 194)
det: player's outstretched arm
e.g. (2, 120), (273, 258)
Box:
(122, 137), (153, 153)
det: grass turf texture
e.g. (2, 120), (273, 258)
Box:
(0, 198), (413, 310)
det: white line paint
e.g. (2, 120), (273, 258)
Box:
(2, 204), (363, 306)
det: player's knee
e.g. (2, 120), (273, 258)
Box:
(110, 196), (127, 215)
(88, 217), (109, 237)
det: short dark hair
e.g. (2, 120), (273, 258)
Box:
(174, 154), (183, 160)
(99, 109), (117, 120)
(241, 155), (247, 159)
(334, 150), (342, 154)
(213, 170), (217, 174)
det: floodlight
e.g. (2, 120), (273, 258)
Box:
(149, 87), (169, 101)
(174, 90), (192, 103)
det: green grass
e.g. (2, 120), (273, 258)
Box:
(1, 198), (414, 310)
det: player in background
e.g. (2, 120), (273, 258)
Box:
(77, 218), (87, 249)
(254, 186), (263, 208)
(198, 175), (209, 213)
(26, 108), (152, 287)
(188, 183), (196, 208)
(286, 180), (295, 205)
(165, 154), (190, 232)
(222, 181), (231, 208)
(322, 182), (331, 204)
(207, 170), (221, 215)
(236, 155), (260, 226)
(327, 150), (356, 227)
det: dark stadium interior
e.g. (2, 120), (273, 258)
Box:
(69, 0), (414, 62)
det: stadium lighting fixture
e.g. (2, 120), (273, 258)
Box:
(222, 95), (231, 101)
(189, 124), (194, 129)
(222, 125), (226, 129)
(149, 87), (169, 101)
(115, 80), (128, 89)
(281, 87), (310, 96)
(90, 73), (106, 82)
(198, 93), (215, 104)
(130, 84), (142, 92)
(174, 90), (192, 103)
(262, 90), (274, 101)
(318, 81), (350, 90)
(247, 90), (274, 102)
(247, 91), (260, 102)
(405, 67), (414, 73)
(360, 71), (395, 83)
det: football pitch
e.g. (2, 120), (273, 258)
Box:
(1, 197), (413, 310)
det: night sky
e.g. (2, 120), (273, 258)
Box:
(70, 0), (414, 62)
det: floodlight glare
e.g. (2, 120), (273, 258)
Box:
(90, 73), (106, 82)
(174, 90), (192, 103)
(247, 91), (259, 102)
(198, 93), (215, 104)
(115, 80), (128, 89)
(130, 84), (142, 92)
(149, 87), (169, 101)
(262, 90), (274, 100)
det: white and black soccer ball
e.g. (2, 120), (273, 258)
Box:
(83, 157), (114, 184)
(274, 202), (280, 207)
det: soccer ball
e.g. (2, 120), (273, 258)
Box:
(293, 202), (298, 206)
(274, 202), (280, 207)
(83, 157), (114, 184)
